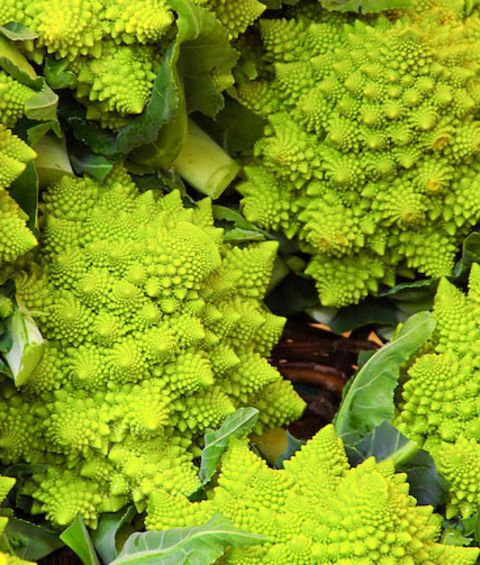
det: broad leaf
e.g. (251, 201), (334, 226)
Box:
(453, 232), (480, 280)
(3, 304), (44, 386)
(5, 518), (63, 561)
(380, 279), (438, 315)
(24, 82), (58, 122)
(122, 0), (238, 169)
(0, 35), (40, 88)
(334, 311), (435, 444)
(60, 515), (99, 565)
(8, 162), (38, 230)
(92, 506), (136, 564)
(329, 297), (399, 334)
(33, 133), (73, 187)
(346, 421), (448, 506)
(111, 514), (265, 565)
(0, 22), (38, 41)
(320, 0), (412, 12)
(199, 408), (259, 484)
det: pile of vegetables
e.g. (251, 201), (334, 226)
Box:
(3, 0), (480, 564)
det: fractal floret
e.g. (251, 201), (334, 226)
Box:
(395, 264), (480, 518)
(0, 0), (261, 129)
(0, 168), (304, 528)
(146, 424), (478, 564)
(0, 127), (37, 269)
(236, 0), (480, 306)
(193, 0), (266, 39)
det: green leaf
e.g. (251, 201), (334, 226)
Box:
(171, 0), (238, 118)
(265, 273), (319, 316)
(5, 518), (63, 561)
(0, 35), (41, 89)
(8, 161), (38, 230)
(193, 96), (266, 155)
(24, 81), (59, 122)
(401, 449), (449, 507)
(380, 279), (439, 315)
(91, 506), (136, 564)
(442, 529), (473, 547)
(70, 149), (115, 181)
(44, 57), (77, 89)
(116, 45), (181, 161)
(60, 515), (100, 565)
(0, 22), (38, 41)
(122, 0), (238, 169)
(199, 408), (259, 484)
(111, 514), (265, 565)
(329, 297), (399, 334)
(213, 205), (263, 231)
(223, 228), (266, 243)
(453, 232), (480, 280)
(27, 120), (60, 146)
(272, 432), (304, 469)
(334, 311), (436, 444)
(33, 133), (73, 187)
(3, 304), (44, 386)
(346, 421), (448, 506)
(319, 0), (412, 12)
(59, 96), (119, 158)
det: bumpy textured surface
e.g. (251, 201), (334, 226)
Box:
(0, 475), (34, 564)
(236, 0), (480, 306)
(0, 169), (304, 528)
(0, 0), (256, 129)
(193, 0), (266, 38)
(395, 265), (480, 518)
(0, 0), (173, 127)
(0, 72), (37, 129)
(146, 424), (478, 564)
(0, 127), (37, 268)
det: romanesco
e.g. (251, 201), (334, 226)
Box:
(0, 168), (304, 528)
(0, 127), (37, 269)
(235, 0), (480, 306)
(394, 266), (480, 518)
(193, 0), (266, 39)
(146, 424), (479, 564)
(0, 0), (262, 130)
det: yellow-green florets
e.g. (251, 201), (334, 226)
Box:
(0, 127), (37, 269)
(0, 168), (305, 528)
(395, 264), (480, 518)
(145, 424), (479, 564)
(237, 0), (480, 306)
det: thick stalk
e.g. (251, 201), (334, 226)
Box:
(172, 119), (240, 199)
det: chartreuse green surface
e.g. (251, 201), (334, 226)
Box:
(236, 0), (480, 306)
(0, 166), (304, 528)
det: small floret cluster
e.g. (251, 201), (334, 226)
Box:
(0, 168), (304, 528)
(395, 265), (480, 518)
(0, 0), (264, 129)
(146, 424), (479, 564)
(0, 127), (37, 269)
(236, 0), (480, 306)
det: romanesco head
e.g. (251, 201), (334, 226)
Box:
(0, 127), (37, 269)
(146, 424), (479, 564)
(0, 0), (256, 129)
(193, 0), (266, 39)
(0, 168), (304, 528)
(394, 264), (480, 518)
(236, 1), (480, 306)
